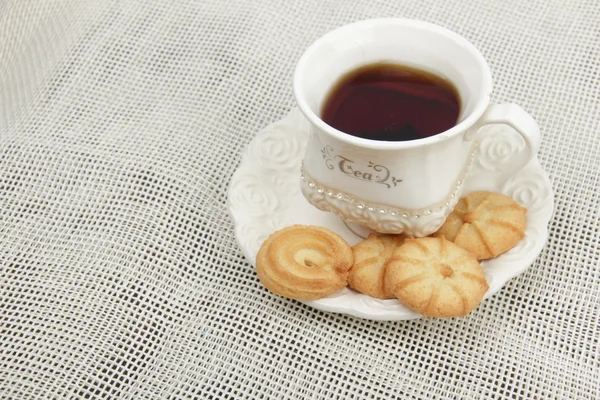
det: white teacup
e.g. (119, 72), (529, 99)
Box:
(294, 18), (541, 237)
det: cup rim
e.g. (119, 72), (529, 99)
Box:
(293, 18), (493, 150)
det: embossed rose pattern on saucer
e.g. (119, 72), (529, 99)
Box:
(228, 108), (554, 321)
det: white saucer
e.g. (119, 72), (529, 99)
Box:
(228, 108), (554, 321)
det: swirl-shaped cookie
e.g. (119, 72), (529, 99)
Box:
(434, 191), (527, 260)
(385, 237), (489, 317)
(256, 225), (353, 300)
(348, 234), (406, 299)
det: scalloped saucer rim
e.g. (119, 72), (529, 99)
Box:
(228, 108), (555, 321)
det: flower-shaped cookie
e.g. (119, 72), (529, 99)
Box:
(385, 237), (489, 317)
(434, 191), (527, 260)
(348, 233), (406, 299)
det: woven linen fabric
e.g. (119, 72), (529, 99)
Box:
(1, 0), (598, 399)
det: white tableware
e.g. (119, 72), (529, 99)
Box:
(228, 108), (554, 321)
(294, 18), (541, 236)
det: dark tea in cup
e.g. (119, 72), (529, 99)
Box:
(321, 62), (460, 141)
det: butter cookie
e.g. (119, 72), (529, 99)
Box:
(256, 225), (353, 300)
(385, 236), (489, 317)
(348, 233), (406, 299)
(434, 191), (527, 260)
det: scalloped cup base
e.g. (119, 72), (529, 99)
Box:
(299, 165), (464, 237)
(228, 108), (554, 321)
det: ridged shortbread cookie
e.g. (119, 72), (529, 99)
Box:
(385, 236), (489, 317)
(348, 233), (407, 299)
(256, 225), (353, 300)
(434, 191), (527, 260)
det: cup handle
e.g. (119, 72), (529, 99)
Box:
(475, 103), (541, 185)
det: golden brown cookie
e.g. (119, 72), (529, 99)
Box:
(434, 191), (527, 260)
(348, 233), (406, 299)
(385, 236), (489, 317)
(256, 225), (353, 300)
